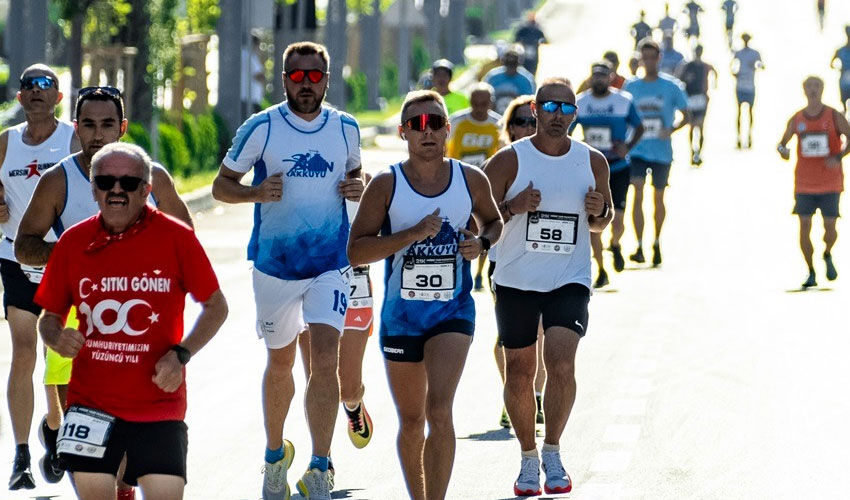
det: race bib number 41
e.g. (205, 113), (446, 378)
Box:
(349, 267), (373, 308)
(800, 133), (830, 158)
(57, 406), (115, 458)
(526, 211), (578, 254)
(401, 255), (456, 301)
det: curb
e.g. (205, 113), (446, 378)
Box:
(183, 184), (217, 214)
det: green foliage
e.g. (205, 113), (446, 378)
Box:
(411, 35), (430, 82)
(157, 121), (191, 176)
(181, 111), (219, 174)
(186, 0), (220, 33)
(122, 121), (152, 151)
(345, 71), (368, 113)
(380, 62), (398, 100)
(148, 0), (180, 89)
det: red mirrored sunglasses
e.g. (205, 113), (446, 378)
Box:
(285, 69), (326, 84)
(403, 113), (447, 132)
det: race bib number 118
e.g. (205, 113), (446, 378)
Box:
(57, 406), (115, 458)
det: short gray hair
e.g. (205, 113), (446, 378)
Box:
(91, 143), (153, 183)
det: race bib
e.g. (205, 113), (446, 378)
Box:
(401, 255), (456, 301)
(642, 118), (663, 139)
(801, 133), (830, 158)
(349, 266), (373, 308)
(525, 211), (578, 254)
(20, 264), (44, 284)
(584, 127), (613, 150)
(687, 94), (707, 111)
(461, 153), (487, 166)
(57, 406), (115, 459)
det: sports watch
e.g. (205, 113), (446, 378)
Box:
(171, 345), (191, 365)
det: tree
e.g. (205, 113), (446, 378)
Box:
(357, 0), (382, 109)
(446, 0), (466, 64)
(6, 0), (48, 101)
(117, 0), (153, 127)
(215, 0), (242, 135)
(325, 0), (347, 109)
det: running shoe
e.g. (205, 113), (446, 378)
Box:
(736, 138), (742, 149)
(693, 151), (702, 166)
(652, 242), (662, 267)
(296, 468), (332, 500)
(474, 274), (484, 291)
(344, 401), (373, 449)
(610, 244), (625, 272)
(9, 453), (35, 490)
(500, 407), (511, 429)
(513, 455), (541, 496)
(535, 395), (545, 425)
(262, 439), (295, 500)
(825, 253), (838, 281)
(593, 269), (609, 288)
(802, 270), (817, 289)
(630, 247), (645, 263)
(327, 458), (335, 491)
(38, 416), (63, 483)
(541, 449), (572, 494)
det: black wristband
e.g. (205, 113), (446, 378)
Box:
(599, 201), (610, 218)
(171, 345), (191, 365)
(479, 236), (491, 251)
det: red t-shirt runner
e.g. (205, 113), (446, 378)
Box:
(35, 206), (220, 422)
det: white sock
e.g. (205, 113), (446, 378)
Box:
(521, 448), (539, 459)
(343, 401), (360, 411)
(541, 443), (559, 453)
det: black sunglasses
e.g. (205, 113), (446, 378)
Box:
(79, 86), (122, 98)
(510, 117), (537, 127)
(20, 75), (56, 91)
(403, 113), (447, 132)
(285, 69), (326, 84)
(93, 175), (145, 192)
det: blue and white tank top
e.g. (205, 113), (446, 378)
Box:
(223, 102), (361, 280)
(380, 160), (475, 337)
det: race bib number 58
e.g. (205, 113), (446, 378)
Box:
(57, 406), (115, 458)
(526, 211), (578, 254)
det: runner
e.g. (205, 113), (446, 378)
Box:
(573, 61), (644, 287)
(658, 3), (678, 35)
(683, 1), (704, 40)
(14, 86), (193, 495)
(777, 76), (849, 288)
(514, 12), (547, 76)
(212, 41), (364, 500)
(679, 45), (717, 165)
(484, 77), (613, 496)
(0, 63), (79, 491)
(347, 89), (502, 500)
(817, 0), (826, 31)
(430, 59), (470, 116)
(660, 32), (686, 76)
(732, 33), (763, 149)
(721, 0), (738, 47)
(34, 142), (227, 500)
(624, 38), (690, 267)
(577, 51), (626, 94)
(631, 10), (652, 48)
(830, 26), (850, 113)
(484, 44), (537, 115)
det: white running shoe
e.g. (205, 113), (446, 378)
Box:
(262, 440), (295, 500)
(296, 468), (332, 500)
(513, 455), (542, 496)
(541, 449), (572, 494)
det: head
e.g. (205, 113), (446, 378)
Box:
(638, 38), (661, 75)
(502, 95), (535, 143)
(90, 143), (153, 233)
(502, 45), (524, 72)
(664, 2), (670, 14)
(694, 44), (704, 59)
(662, 31), (674, 48)
(469, 83), (494, 117)
(532, 77), (576, 139)
(803, 76), (824, 103)
(590, 61), (613, 95)
(741, 33), (751, 46)
(74, 87), (127, 161)
(603, 51), (620, 72)
(17, 64), (62, 116)
(282, 41), (330, 114)
(640, 10), (646, 20)
(398, 90), (450, 161)
(845, 25), (850, 40)
(431, 59), (454, 93)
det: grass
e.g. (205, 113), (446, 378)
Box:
(173, 170), (218, 195)
(352, 97), (403, 128)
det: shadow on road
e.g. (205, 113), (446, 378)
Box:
(785, 287), (835, 293)
(460, 427), (514, 441)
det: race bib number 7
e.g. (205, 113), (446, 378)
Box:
(526, 211), (578, 254)
(349, 266), (373, 308)
(401, 255), (456, 301)
(57, 406), (115, 458)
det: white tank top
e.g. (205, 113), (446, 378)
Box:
(492, 136), (595, 291)
(0, 120), (74, 261)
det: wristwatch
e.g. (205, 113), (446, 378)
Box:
(599, 201), (610, 218)
(171, 345), (191, 365)
(479, 236), (492, 251)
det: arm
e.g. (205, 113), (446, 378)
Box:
(15, 167), (66, 266)
(39, 311), (85, 358)
(211, 164), (282, 204)
(0, 131), (9, 223)
(828, 109), (850, 167)
(586, 150), (614, 233)
(151, 166), (193, 229)
(458, 166), (503, 260)
(831, 51), (840, 69)
(672, 108), (691, 133)
(483, 147), (541, 222)
(777, 116), (795, 160)
(339, 166), (365, 201)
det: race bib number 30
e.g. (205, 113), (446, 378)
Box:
(57, 406), (115, 458)
(526, 211), (578, 254)
(401, 255), (456, 301)
(349, 267), (373, 308)
(642, 118), (663, 139)
(584, 127), (613, 150)
(800, 133), (830, 158)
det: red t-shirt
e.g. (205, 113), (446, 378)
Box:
(793, 106), (844, 194)
(35, 207), (220, 422)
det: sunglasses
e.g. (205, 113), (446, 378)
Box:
(20, 75), (56, 91)
(79, 86), (122, 98)
(403, 113), (447, 132)
(539, 101), (577, 115)
(510, 117), (537, 127)
(93, 175), (145, 192)
(285, 69), (326, 84)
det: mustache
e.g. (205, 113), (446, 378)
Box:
(106, 193), (129, 202)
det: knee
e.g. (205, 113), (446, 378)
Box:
(505, 357), (537, 386)
(11, 341), (37, 367)
(340, 382), (363, 402)
(546, 358), (576, 381)
(265, 350), (295, 379)
(425, 399), (453, 430)
(398, 411), (426, 434)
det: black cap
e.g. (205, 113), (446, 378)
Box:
(432, 59), (454, 74)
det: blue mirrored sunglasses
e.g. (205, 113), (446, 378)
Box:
(539, 101), (577, 115)
(20, 75), (56, 91)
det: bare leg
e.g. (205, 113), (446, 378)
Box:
(610, 210), (626, 247)
(534, 324), (546, 394)
(494, 341), (506, 384)
(799, 215), (814, 270)
(7, 307), (38, 445)
(339, 328), (368, 406)
(72, 472), (117, 499)
(653, 187), (667, 241)
(630, 177), (646, 248)
(542, 327), (581, 446)
(386, 360), (427, 500)
(591, 232), (604, 273)
(263, 342), (297, 450)
(824, 216), (838, 254)
(504, 343), (538, 452)
(136, 473), (185, 500)
(304, 323), (341, 457)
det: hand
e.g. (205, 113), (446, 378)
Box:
(53, 327), (85, 358)
(777, 145), (791, 160)
(255, 173), (283, 203)
(457, 228), (482, 260)
(584, 186), (605, 217)
(658, 128), (673, 140)
(827, 156), (842, 169)
(508, 181), (541, 214)
(612, 141), (630, 158)
(152, 350), (184, 393)
(338, 178), (365, 201)
(412, 208), (443, 240)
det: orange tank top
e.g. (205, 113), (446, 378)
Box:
(793, 106), (844, 194)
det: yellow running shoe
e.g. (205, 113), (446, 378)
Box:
(262, 439), (295, 500)
(343, 401), (373, 449)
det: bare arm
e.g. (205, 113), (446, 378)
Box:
(829, 109), (850, 166)
(777, 116), (796, 160)
(672, 108), (691, 133)
(151, 166), (193, 229)
(339, 166), (365, 201)
(0, 131), (10, 223)
(586, 150), (614, 233)
(39, 311), (84, 358)
(211, 164), (282, 204)
(482, 147), (522, 222)
(15, 167), (66, 265)
(457, 166), (503, 260)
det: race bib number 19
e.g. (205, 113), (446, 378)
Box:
(349, 267), (373, 308)
(57, 406), (115, 458)
(526, 211), (578, 254)
(401, 255), (456, 301)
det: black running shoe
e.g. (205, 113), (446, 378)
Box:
(38, 416), (64, 484)
(802, 270), (817, 289)
(825, 253), (838, 281)
(593, 269), (609, 288)
(535, 395), (545, 425)
(9, 453), (35, 490)
(629, 247), (645, 263)
(652, 243), (662, 267)
(610, 245), (625, 272)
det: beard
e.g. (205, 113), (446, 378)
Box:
(285, 86), (326, 114)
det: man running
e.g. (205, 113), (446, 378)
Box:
(658, 3), (678, 34)
(660, 32), (686, 76)
(514, 12), (547, 76)
(348, 90), (502, 500)
(631, 11), (652, 48)
(573, 61), (644, 287)
(484, 44), (537, 115)
(212, 41), (363, 500)
(430, 59), (469, 116)
(35, 142), (227, 500)
(777, 76), (850, 288)
(721, 0), (738, 47)
(679, 45), (717, 165)
(732, 33), (763, 149)
(830, 26), (850, 113)
(577, 51), (626, 93)
(15, 86), (192, 494)
(624, 38), (690, 267)
(0, 64), (79, 491)
(485, 77), (613, 496)
(683, 1), (704, 40)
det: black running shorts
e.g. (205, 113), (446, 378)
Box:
(495, 283), (590, 349)
(380, 319), (474, 363)
(793, 192), (840, 218)
(0, 258), (41, 317)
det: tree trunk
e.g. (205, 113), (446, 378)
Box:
(358, 0), (381, 110)
(69, 11), (84, 118)
(216, 0), (243, 135)
(397, 0), (410, 96)
(325, 0), (347, 110)
(121, 0), (153, 126)
(7, 0), (48, 101)
(446, 0), (466, 64)
(272, 2), (286, 103)
(424, 0), (440, 60)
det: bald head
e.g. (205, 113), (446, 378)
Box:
(536, 77), (575, 104)
(20, 63), (59, 84)
(91, 142), (153, 183)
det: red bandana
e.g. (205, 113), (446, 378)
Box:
(86, 205), (153, 253)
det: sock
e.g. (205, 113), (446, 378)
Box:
(117, 487), (136, 499)
(343, 401), (360, 412)
(541, 443), (559, 453)
(42, 420), (59, 447)
(265, 446), (284, 464)
(521, 448), (538, 459)
(15, 444), (30, 461)
(309, 455), (330, 472)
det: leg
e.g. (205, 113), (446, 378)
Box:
(611, 209), (626, 247)
(798, 215), (814, 270)
(494, 341), (506, 384)
(542, 327), (581, 446)
(339, 328), (368, 406)
(591, 232), (605, 282)
(504, 344), (539, 452)
(533, 329), (546, 395)
(136, 474), (185, 500)
(7, 307), (38, 445)
(263, 342), (297, 450)
(823, 216), (838, 255)
(71, 472), (117, 500)
(296, 328), (311, 379)
(747, 102), (755, 143)
(630, 177), (646, 248)
(688, 125), (695, 156)
(653, 187), (667, 241)
(423, 333), (472, 500)
(386, 359), (427, 500)
(304, 322), (341, 457)
(736, 102), (743, 144)
(44, 385), (63, 430)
